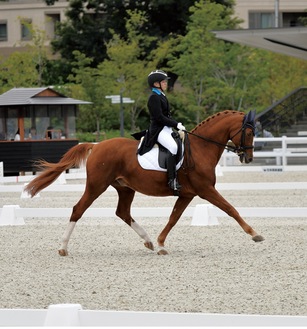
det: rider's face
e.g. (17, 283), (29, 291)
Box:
(158, 79), (168, 91)
(154, 80), (168, 91)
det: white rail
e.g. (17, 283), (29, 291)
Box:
(220, 136), (307, 167)
(0, 204), (306, 227)
(2, 181), (307, 194)
(0, 303), (305, 327)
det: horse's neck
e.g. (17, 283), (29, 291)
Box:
(193, 120), (230, 144)
(189, 113), (239, 164)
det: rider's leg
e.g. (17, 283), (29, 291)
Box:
(157, 127), (181, 193)
(157, 126), (178, 154)
(166, 153), (181, 193)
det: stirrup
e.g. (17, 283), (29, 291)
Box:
(168, 178), (181, 191)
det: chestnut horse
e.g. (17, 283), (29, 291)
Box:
(25, 110), (264, 256)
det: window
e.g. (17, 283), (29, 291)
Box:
(21, 19), (32, 41)
(45, 13), (60, 39)
(0, 21), (7, 41)
(261, 13), (275, 28)
(249, 12), (276, 29)
(283, 12), (307, 27)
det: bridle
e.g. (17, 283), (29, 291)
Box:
(184, 120), (255, 158)
(228, 121), (255, 156)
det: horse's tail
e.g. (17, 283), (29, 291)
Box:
(25, 143), (94, 197)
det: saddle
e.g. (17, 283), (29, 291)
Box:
(157, 131), (183, 169)
(134, 131), (185, 172)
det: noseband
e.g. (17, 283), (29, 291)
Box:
(228, 122), (255, 157)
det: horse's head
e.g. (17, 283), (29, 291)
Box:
(229, 110), (256, 164)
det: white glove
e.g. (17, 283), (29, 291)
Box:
(177, 122), (186, 131)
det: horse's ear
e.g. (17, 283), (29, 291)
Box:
(244, 110), (256, 126)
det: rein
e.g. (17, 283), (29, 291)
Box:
(183, 121), (255, 156)
(185, 130), (242, 155)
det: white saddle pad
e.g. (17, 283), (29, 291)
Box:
(137, 143), (184, 172)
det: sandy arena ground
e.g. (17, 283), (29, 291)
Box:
(0, 170), (306, 316)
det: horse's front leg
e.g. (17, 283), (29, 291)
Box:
(115, 186), (154, 251)
(202, 187), (264, 242)
(157, 196), (193, 255)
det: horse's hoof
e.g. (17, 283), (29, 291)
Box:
(58, 249), (68, 256)
(252, 235), (264, 242)
(144, 241), (154, 251)
(157, 248), (169, 255)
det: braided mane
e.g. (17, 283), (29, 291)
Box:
(191, 110), (244, 133)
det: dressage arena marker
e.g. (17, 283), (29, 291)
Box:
(190, 205), (307, 226)
(0, 205), (25, 226)
(20, 183), (40, 199)
(0, 303), (306, 326)
(1, 204), (306, 227)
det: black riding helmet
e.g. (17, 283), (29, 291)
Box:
(148, 70), (170, 88)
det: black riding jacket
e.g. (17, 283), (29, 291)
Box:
(138, 88), (178, 155)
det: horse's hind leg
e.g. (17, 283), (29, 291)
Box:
(58, 183), (108, 256)
(115, 186), (154, 251)
(59, 221), (76, 256)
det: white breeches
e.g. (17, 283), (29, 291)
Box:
(157, 126), (178, 155)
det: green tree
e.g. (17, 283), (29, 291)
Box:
(63, 9), (178, 135)
(65, 50), (115, 139)
(0, 52), (38, 90)
(169, 0), (242, 123)
(255, 51), (307, 107)
(50, 0), (235, 68)
(0, 18), (51, 90)
(13, 18), (50, 86)
(90, 10), (158, 133)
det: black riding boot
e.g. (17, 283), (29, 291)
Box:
(167, 154), (181, 195)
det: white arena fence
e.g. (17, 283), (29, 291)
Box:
(1, 177), (307, 225)
(220, 136), (307, 167)
(1, 180), (307, 195)
(0, 204), (306, 227)
(0, 303), (306, 327)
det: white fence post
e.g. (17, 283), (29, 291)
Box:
(0, 161), (3, 184)
(20, 183), (40, 199)
(282, 135), (287, 166)
(0, 205), (25, 226)
(44, 304), (82, 326)
(191, 204), (219, 226)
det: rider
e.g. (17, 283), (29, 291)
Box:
(138, 69), (186, 193)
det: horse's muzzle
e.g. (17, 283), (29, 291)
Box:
(240, 153), (253, 164)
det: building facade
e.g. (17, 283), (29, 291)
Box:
(235, 0), (307, 29)
(0, 0), (69, 57)
(0, 0), (306, 58)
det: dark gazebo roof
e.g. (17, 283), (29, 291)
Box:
(0, 87), (92, 106)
